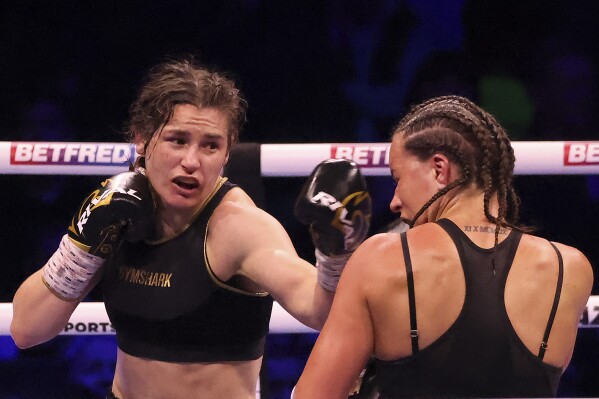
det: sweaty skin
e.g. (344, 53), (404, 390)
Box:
(12, 104), (335, 399)
(293, 135), (593, 399)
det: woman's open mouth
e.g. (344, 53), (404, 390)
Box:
(173, 177), (199, 191)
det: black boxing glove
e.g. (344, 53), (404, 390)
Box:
(42, 169), (154, 300)
(294, 159), (371, 291)
(67, 169), (155, 257)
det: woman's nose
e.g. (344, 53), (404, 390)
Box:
(181, 147), (200, 170)
(389, 195), (401, 214)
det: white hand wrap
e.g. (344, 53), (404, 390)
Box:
(42, 234), (104, 300)
(315, 249), (352, 292)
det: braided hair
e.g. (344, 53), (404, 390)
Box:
(392, 95), (528, 263)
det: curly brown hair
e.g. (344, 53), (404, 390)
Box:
(124, 56), (247, 151)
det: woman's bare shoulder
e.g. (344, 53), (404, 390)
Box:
(347, 223), (451, 277)
(520, 235), (592, 269)
(519, 234), (593, 295)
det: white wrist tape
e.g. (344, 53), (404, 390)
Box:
(315, 249), (352, 292)
(42, 234), (104, 300)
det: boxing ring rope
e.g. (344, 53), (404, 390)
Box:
(1, 140), (599, 176)
(1, 140), (598, 336)
(0, 302), (316, 335)
(0, 296), (590, 335)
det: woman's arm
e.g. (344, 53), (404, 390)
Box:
(293, 241), (376, 398)
(209, 199), (335, 330)
(12, 171), (151, 348)
(11, 267), (101, 348)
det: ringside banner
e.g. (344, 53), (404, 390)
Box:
(1, 141), (599, 176)
(0, 141), (136, 175)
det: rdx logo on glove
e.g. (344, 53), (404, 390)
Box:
(311, 190), (371, 251)
(74, 182), (143, 234)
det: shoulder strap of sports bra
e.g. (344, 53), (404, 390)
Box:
(400, 231), (419, 354)
(538, 242), (564, 360)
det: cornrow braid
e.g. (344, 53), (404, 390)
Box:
(393, 95), (530, 267)
(408, 162), (471, 228)
(460, 99), (531, 269)
(461, 96), (526, 230)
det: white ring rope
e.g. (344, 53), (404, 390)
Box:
(1, 297), (598, 336)
(1, 140), (598, 176)
(1, 296), (598, 336)
(1, 139), (597, 335)
(0, 301), (316, 336)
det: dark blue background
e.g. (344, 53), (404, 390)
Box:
(1, 1), (598, 398)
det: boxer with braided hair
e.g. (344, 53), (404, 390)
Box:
(294, 95), (593, 398)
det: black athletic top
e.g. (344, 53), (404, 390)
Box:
(375, 218), (564, 398)
(102, 180), (273, 362)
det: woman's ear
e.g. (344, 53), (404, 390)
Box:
(134, 132), (145, 156)
(432, 153), (451, 185)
